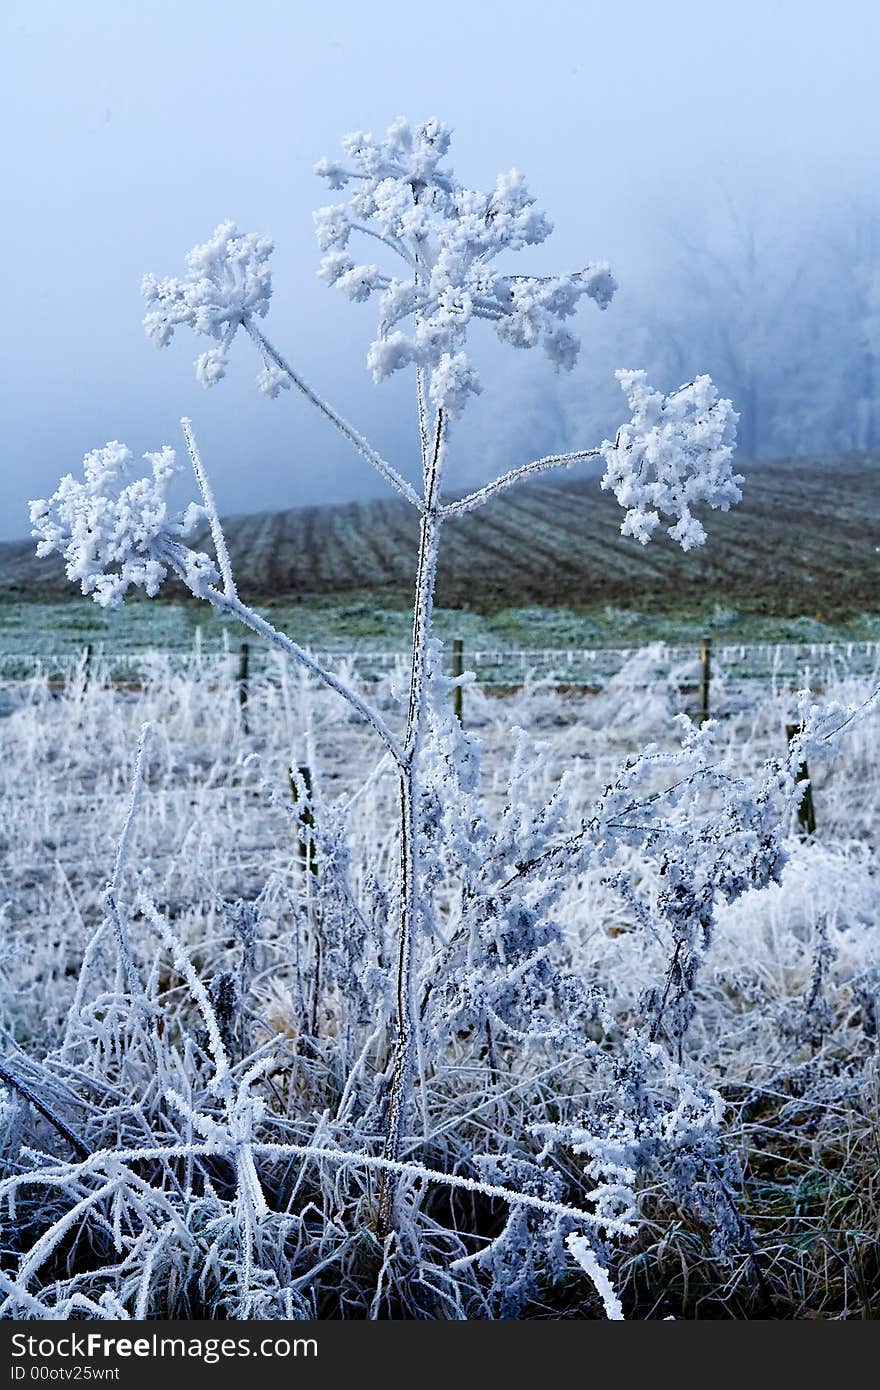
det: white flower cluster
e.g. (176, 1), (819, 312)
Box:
(314, 117), (617, 416)
(142, 222), (279, 391)
(600, 371), (742, 550)
(29, 442), (215, 608)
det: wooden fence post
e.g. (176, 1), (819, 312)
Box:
(452, 637), (464, 724)
(786, 725), (817, 836)
(237, 641), (250, 735)
(698, 636), (712, 725)
(290, 763), (318, 875)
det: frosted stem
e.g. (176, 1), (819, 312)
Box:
(110, 723), (153, 898)
(180, 417), (237, 597)
(244, 323), (423, 510)
(377, 410), (446, 1235)
(0, 1060), (90, 1160)
(351, 222), (417, 267)
(105, 723), (154, 1020)
(197, 585), (405, 767)
(441, 446), (602, 517)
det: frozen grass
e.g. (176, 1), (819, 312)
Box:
(0, 648), (876, 1318)
(1, 597), (880, 668)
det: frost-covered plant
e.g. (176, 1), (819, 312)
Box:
(29, 443), (214, 607)
(600, 371), (742, 549)
(20, 115), (879, 1321)
(312, 118), (616, 414)
(142, 223), (274, 391)
(1, 650), (878, 1319)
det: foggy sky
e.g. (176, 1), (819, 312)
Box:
(2, 0), (878, 538)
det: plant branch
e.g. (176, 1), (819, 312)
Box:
(104, 723), (156, 1028)
(377, 408), (446, 1235)
(180, 418), (237, 598)
(196, 584), (405, 766)
(244, 323), (423, 510)
(441, 447), (602, 517)
(351, 222), (416, 267)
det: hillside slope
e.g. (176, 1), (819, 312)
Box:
(4, 455), (878, 617)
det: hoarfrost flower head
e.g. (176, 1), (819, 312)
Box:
(142, 222), (275, 390)
(428, 352), (481, 414)
(314, 117), (617, 417)
(600, 372), (741, 550)
(30, 442), (216, 608)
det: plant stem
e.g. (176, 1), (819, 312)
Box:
(376, 414), (445, 1235)
(245, 323), (423, 510)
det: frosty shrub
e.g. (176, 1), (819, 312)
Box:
(11, 118), (877, 1320)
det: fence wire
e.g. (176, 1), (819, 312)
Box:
(2, 639), (879, 689)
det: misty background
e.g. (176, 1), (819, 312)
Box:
(2, 0), (878, 540)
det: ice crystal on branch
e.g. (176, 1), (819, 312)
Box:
(600, 372), (742, 549)
(29, 442), (215, 608)
(142, 222), (274, 389)
(314, 117), (617, 417)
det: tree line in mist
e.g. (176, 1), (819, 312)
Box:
(465, 194), (880, 478)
